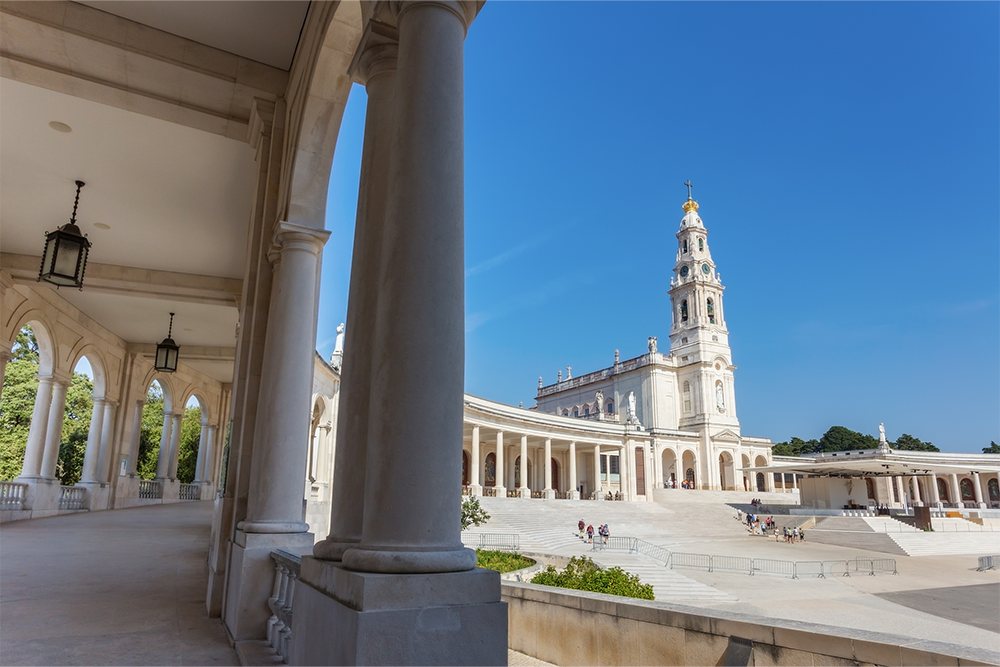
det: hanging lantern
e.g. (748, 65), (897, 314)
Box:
(38, 180), (92, 289)
(155, 312), (180, 373)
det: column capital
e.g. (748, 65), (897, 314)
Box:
(349, 20), (399, 84)
(248, 97), (277, 149)
(390, 0), (484, 33)
(272, 220), (331, 256)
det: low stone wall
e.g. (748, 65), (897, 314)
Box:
(502, 581), (998, 666)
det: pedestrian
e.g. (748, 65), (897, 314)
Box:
(774, 527), (779, 542)
(603, 524), (610, 545)
(578, 519), (585, 539)
(793, 527), (799, 542)
(587, 524), (594, 543)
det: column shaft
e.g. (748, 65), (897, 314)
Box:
(126, 402), (144, 476)
(470, 425), (481, 488)
(97, 401), (117, 482)
(973, 472), (984, 507)
(20, 377), (54, 478)
(949, 473), (962, 507)
(80, 399), (107, 483)
(593, 445), (601, 498)
(929, 473), (941, 505)
(155, 413), (173, 479)
(167, 413), (183, 480)
(911, 476), (922, 504)
(40, 380), (69, 479)
(242, 224), (329, 533)
(519, 435), (528, 490)
(194, 423), (209, 482)
(495, 431), (505, 494)
(543, 439), (552, 490)
(569, 442), (577, 498)
(204, 425), (218, 484)
(315, 39), (397, 561)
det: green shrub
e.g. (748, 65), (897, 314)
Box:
(476, 549), (535, 573)
(461, 496), (490, 530)
(530, 556), (654, 600)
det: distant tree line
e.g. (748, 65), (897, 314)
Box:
(771, 425), (940, 457)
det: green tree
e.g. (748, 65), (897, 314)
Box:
(56, 371), (94, 485)
(176, 406), (202, 484)
(136, 384), (165, 480)
(461, 496), (490, 530)
(819, 426), (877, 452)
(984, 441), (1000, 454)
(771, 436), (819, 457)
(0, 357), (38, 480)
(892, 433), (939, 452)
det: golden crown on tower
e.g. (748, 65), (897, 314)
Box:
(682, 199), (699, 213)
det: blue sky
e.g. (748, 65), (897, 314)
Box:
(316, 1), (999, 453)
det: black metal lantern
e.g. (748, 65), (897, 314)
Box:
(38, 180), (91, 289)
(155, 312), (180, 373)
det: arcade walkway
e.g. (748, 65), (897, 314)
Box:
(0, 501), (237, 666)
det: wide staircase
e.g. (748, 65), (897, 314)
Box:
(467, 497), (734, 601)
(806, 515), (999, 556)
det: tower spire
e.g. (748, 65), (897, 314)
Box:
(684, 180), (693, 200)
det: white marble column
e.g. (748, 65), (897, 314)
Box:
(929, 473), (942, 507)
(494, 431), (506, 497)
(543, 438), (554, 499)
(125, 401), (144, 476)
(949, 473), (963, 508)
(593, 444), (602, 500)
(241, 223), (329, 533)
(155, 413), (173, 479)
(314, 36), (397, 562)
(79, 398), (107, 483)
(972, 472), (985, 508)
(518, 434), (529, 497)
(167, 412), (182, 480)
(569, 441), (579, 499)
(619, 446), (629, 501)
(469, 424), (481, 495)
(96, 400), (117, 483)
(40, 379), (70, 479)
(19, 376), (53, 478)
(910, 475), (923, 505)
(194, 422), (209, 482)
(894, 475), (905, 507)
(203, 424), (217, 485)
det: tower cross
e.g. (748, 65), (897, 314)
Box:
(684, 180), (693, 200)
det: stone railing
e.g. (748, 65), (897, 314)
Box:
(530, 490), (544, 499)
(268, 549), (301, 663)
(461, 485), (472, 496)
(506, 489), (519, 498)
(178, 483), (201, 501)
(139, 479), (162, 499)
(0, 481), (27, 510)
(59, 486), (86, 510)
(482, 487), (499, 497)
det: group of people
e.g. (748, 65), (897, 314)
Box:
(776, 526), (804, 543)
(603, 491), (623, 501)
(749, 498), (764, 507)
(874, 504), (892, 516)
(740, 511), (768, 535)
(664, 479), (696, 489)
(578, 519), (611, 544)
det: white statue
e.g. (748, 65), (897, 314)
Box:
(627, 391), (637, 420)
(595, 390), (604, 413)
(878, 422), (886, 443)
(716, 382), (725, 412)
(330, 322), (345, 370)
(647, 336), (658, 353)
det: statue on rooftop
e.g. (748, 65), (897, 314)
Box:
(596, 390), (604, 413)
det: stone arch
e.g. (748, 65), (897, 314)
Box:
(309, 395), (327, 483)
(937, 477), (949, 502)
(7, 312), (57, 377)
(281, 0), (363, 230)
(69, 345), (108, 400)
(661, 448), (677, 485)
(959, 478), (974, 502)
(718, 450), (735, 490)
(179, 388), (213, 426)
(756, 472), (766, 493)
(139, 369), (176, 415)
(484, 452), (496, 487)
(741, 454), (751, 491)
(681, 449), (697, 488)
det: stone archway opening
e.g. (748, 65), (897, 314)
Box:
(718, 451), (735, 491)
(137, 381), (167, 480)
(682, 450), (697, 488)
(661, 449), (677, 486)
(176, 395), (206, 485)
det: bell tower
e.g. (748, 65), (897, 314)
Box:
(667, 183), (740, 438)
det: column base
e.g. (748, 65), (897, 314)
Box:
(977, 502), (988, 509)
(291, 558), (507, 666)
(224, 529), (314, 641)
(468, 484), (482, 496)
(75, 481), (111, 511)
(593, 490), (603, 501)
(493, 486), (506, 498)
(569, 490), (580, 500)
(542, 489), (556, 500)
(517, 487), (530, 498)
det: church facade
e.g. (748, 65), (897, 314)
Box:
(533, 193), (777, 493)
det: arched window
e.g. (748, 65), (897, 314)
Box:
(681, 300), (688, 322)
(989, 478), (999, 502)
(685, 468), (695, 484)
(514, 456), (521, 487)
(960, 478), (974, 501)
(484, 453), (496, 486)
(698, 237), (704, 251)
(756, 472), (766, 491)
(682, 239), (688, 253)
(937, 477), (949, 502)
(707, 298), (715, 324)
(683, 381), (691, 413)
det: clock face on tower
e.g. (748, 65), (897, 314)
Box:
(701, 263), (710, 274)
(679, 266), (689, 278)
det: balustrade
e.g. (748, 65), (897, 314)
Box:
(268, 550), (301, 663)
(178, 483), (201, 501)
(58, 486), (86, 510)
(138, 479), (162, 499)
(0, 481), (27, 510)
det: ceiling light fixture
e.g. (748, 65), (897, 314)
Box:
(94, 223), (111, 230)
(48, 121), (72, 133)
(155, 312), (180, 373)
(38, 180), (91, 290)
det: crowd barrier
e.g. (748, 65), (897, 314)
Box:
(462, 532), (520, 551)
(977, 555), (1000, 571)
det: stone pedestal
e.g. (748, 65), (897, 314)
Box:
(517, 487), (530, 499)
(206, 494), (234, 617)
(543, 489), (556, 500)
(224, 530), (314, 641)
(76, 481), (110, 511)
(469, 484), (482, 497)
(569, 490), (581, 500)
(292, 558), (506, 666)
(22, 478), (62, 517)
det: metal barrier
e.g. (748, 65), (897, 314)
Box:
(712, 555), (753, 575)
(794, 561), (826, 579)
(463, 532), (520, 551)
(751, 558), (797, 578)
(867, 557), (899, 575)
(823, 560), (852, 577)
(976, 555), (998, 571)
(633, 539), (672, 565)
(669, 552), (713, 571)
